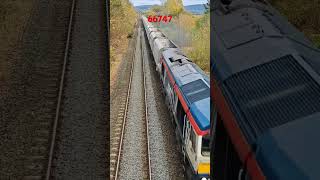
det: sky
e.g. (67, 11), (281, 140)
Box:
(129, 0), (207, 6)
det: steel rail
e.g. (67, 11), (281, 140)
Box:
(114, 22), (137, 180)
(141, 24), (152, 180)
(45, 0), (76, 179)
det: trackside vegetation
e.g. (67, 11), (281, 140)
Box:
(110, 0), (137, 84)
(145, 0), (210, 73)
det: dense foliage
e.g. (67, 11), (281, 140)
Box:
(110, 0), (137, 63)
(164, 0), (184, 16)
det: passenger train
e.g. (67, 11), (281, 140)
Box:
(141, 16), (211, 180)
(211, 0), (320, 179)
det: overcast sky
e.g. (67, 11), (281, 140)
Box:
(129, 0), (207, 6)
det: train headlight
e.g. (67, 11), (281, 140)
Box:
(201, 178), (207, 180)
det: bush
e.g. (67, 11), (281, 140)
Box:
(164, 0), (184, 16)
(110, 0), (137, 63)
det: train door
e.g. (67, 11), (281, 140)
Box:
(162, 68), (174, 110)
(213, 112), (243, 180)
(162, 68), (169, 92)
(176, 100), (185, 136)
(183, 115), (197, 171)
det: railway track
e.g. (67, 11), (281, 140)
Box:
(45, 0), (76, 178)
(111, 22), (152, 180)
(142, 25), (152, 180)
(109, 24), (137, 180)
(22, 0), (76, 179)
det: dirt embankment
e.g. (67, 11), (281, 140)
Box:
(110, 0), (137, 90)
(0, 0), (35, 88)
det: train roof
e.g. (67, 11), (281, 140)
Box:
(153, 38), (176, 49)
(142, 15), (210, 133)
(212, 0), (320, 81)
(212, 0), (320, 143)
(162, 48), (210, 132)
(211, 0), (320, 178)
(256, 112), (320, 179)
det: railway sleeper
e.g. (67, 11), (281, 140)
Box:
(30, 146), (47, 154)
(22, 175), (42, 180)
(24, 161), (45, 172)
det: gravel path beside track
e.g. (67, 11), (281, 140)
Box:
(141, 22), (185, 180)
(52, 0), (107, 179)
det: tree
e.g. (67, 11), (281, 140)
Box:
(164, 0), (183, 16)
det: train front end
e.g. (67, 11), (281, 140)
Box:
(184, 90), (211, 180)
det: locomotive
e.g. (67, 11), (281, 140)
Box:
(211, 0), (320, 179)
(141, 16), (211, 180)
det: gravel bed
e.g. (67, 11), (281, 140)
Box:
(118, 25), (149, 180)
(141, 25), (185, 179)
(0, 0), (72, 178)
(52, 0), (107, 179)
(109, 29), (137, 179)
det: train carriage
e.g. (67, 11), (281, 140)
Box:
(211, 0), (320, 179)
(149, 31), (166, 52)
(152, 39), (176, 71)
(142, 16), (211, 180)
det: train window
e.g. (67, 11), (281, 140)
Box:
(163, 69), (169, 87)
(176, 100), (185, 133)
(161, 63), (165, 78)
(201, 135), (210, 156)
